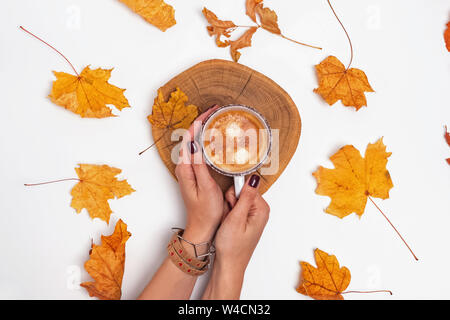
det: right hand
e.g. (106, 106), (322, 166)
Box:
(214, 174), (270, 276)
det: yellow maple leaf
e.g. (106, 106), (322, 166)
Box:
(81, 219), (131, 300)
(297, 249), (351, 300)
(71, 164), (135, 223)
(314, 56), (374, 110)
(312, 138), (393, 218)
(119, 0), (176, 32)
(148, 87), (198, 129)
(49, 66), (130, 118)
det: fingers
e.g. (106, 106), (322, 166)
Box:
(189, 106), (220, 190)
(225, 185), (237, 208)
(227, 175), (260, 224)
(176, 105), (220, 190)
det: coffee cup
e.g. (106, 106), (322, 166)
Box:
(200, 104), (272, 197)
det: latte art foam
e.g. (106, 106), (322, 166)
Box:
(203, 109), (269, 173)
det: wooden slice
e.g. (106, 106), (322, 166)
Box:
(152, 59), (301, 195)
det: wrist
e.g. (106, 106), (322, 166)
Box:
(181, 226), (216, 259)
(205, 259), (245, 300)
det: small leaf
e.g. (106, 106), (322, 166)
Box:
(230, 27), (259, 62)
(245, 0), (263, 23)
(148, 87), (198, 129)
(203, 7), (237, 48)
(81, 219), (131, 300)
(314, 56), (374, 110)
(256, 3), (281, 35)
(297, 249), (351, 300)
(119, 0), (176, 32)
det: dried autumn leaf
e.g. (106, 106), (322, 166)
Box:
(230, 27), (259, 62)
(148, 87), (198, 129)
(256, 3), (281, 35)
(245, 0), (263, 23)
(81, 219), (131, 300)
(202, 7), (237, 47)
(49, 66), (130, 118)
(314, 55), (374, 110)
(445, 22), (450, 52)
(313, 138), (393, 218)
(297, 249), (350, 300)
(71, 164), (135, 223)
(445, 126), (450, 165)
(119, 0), (176, 32)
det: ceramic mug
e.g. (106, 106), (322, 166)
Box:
(200, 104), (272, 197)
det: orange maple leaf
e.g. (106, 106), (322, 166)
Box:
(71, 164), (135, 223)
(49, 66), (130, 118)
(313, 138), (393, 218)
(297, 249), (351, 300)
(445, 126), (450, 165)
(119, 0), (176, 32)
(444, 21), (450, 52)
(314, 56), (374, 110)
(148, 87), (199, 130)
(81, 219), (131, 300)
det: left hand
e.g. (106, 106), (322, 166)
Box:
(175, 105), (227, 246)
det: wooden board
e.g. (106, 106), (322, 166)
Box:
(152, 59), (301, 195)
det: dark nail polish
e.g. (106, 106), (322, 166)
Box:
(249, 174), (260, 188)
(189, 141), (198, 154)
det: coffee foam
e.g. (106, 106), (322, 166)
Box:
(203, 109), (269, 174)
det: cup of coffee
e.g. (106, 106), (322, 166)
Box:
(200, 104), (272, 197)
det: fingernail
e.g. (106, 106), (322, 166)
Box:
(189, 141), (198, 154)
(249, 174), (260, 188)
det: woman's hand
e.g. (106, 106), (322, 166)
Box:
(175, 105), (227, 246)
(203, 175), (270, 299)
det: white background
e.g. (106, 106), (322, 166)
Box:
(0, 0), (449, 300)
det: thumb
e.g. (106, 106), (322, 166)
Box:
(227, 174), (261, 224)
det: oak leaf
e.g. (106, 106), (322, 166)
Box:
(245, 0), (263, 23)
(445, 22), (450, 52)
(445, 126), (450, 165)
(202, 7), (237, 47)
(314, 56), (374, 110)
(81, 219), (131, 300)
(297, 249), (350, 300)
(312, 138), (393, 218)
(71, 164), (135, 223)
(119, 0), (176, 32)
(230, 27), (259, 62)
(255, 3), (281, 35)
(148, 87), (199, 129)
(49, 66), (130, 118)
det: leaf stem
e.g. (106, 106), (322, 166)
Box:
(19, 26), (79, 76)
(24, 178), (80, 186)
(139, 129), (170, 155)
(368, 196), (418, 261)
(280, 34), (322, 50)
(326, 0), (353, 70)
(342, 290), (393, 295)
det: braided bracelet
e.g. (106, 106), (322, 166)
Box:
(167, 228), (214, 276)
